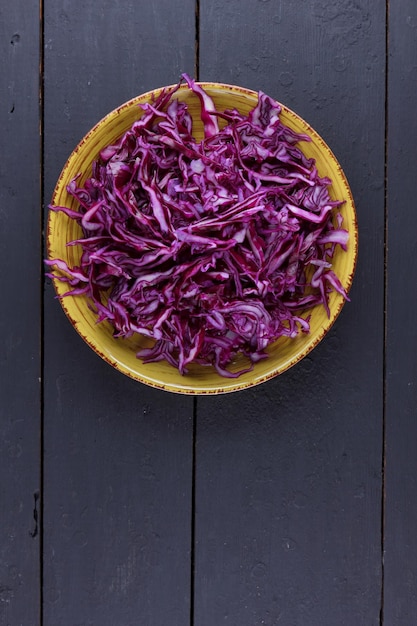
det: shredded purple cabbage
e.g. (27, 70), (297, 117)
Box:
(46, 74), (349, 378)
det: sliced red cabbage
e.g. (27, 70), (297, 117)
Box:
(46, 74), (349, 378)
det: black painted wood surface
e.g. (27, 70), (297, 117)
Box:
(196, 2), (385, 624)
(1, 0), (416, 624)
(1, 3), (41, 624)
(42, 1), (195, 624)
(385, 0), (417, 623)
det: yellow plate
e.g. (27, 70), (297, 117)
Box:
(47, 82), (358, 394)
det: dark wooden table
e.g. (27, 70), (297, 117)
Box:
(2, 1), (416, 624)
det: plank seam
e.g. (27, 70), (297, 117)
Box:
(39, 0), (45, 622)
(194, 0), (200, 81)
(191, 5), (199, 622)
(380, 1), (389, 624)
(190, 398), (197, 626)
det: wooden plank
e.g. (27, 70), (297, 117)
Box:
(0, 2), (41, 625)
(384, 0), (417, 622)
(42, 1), (195, 623)
(195, 1), (385, 624)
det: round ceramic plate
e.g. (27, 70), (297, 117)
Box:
(47, 82), (358, 394)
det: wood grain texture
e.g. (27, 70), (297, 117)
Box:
(196, 1), (385, 624)
(43, 1), (195, 624)
(384, 0), (417, 622)
(0, 3), (41, 624)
